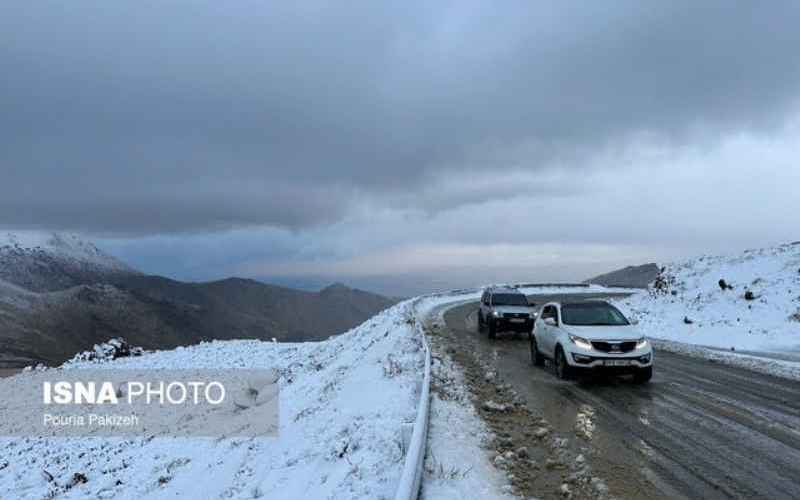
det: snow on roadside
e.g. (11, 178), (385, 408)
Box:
(606, 242), (800, 378)
(0, 301), (425, 500)
(414, 296), (515, 500)
(423, 355), (516, 500)
(613, 242), (800, 353)
(650, 339), (800, 381)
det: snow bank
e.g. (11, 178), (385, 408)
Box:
(0, 301), (426, 500)
(650, 339), (800, 381)
(614, 242), (800, 352)
(416, 298), (515, 500)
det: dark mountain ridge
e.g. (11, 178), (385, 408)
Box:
(585, 263), (661, 289)
(0, 232), (397, 368)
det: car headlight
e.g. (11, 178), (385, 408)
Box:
(636, 337), (648, 349)
(492, 310), (501, 317)
(569, 335), (593, 350)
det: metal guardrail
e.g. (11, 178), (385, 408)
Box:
(394, 303), (432, 500)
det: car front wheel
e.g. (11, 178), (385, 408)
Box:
(488, 318), (496, 339)
(633, 366), (653, 384)
(555, 347), (573, 380)
(530, 334), (544, 366)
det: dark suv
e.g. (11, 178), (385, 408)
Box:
(478, 287), (534, 338)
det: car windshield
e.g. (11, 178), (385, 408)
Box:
(491, 293), (528, 306)
(561, 303), (630, 326)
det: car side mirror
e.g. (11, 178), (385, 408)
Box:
(544, 317), (557, 327)
(630, 318), (639, 325)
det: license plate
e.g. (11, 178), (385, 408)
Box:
(603, 360), (632, 367)
(509, 318), (525, 323)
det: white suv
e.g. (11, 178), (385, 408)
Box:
(530, 300), (653, 383)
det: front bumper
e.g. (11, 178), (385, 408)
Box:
(571, 363), (651, 376)
(492, 318), (533, 332)
(566, 349), (653, 373)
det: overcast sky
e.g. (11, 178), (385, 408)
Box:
(2, 1), (800, 295)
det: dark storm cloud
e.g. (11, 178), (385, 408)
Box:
(2, 0), (800, 234)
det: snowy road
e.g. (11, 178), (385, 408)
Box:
(441, 294), (800, 500)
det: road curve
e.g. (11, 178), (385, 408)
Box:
(443, 295), (800, 500)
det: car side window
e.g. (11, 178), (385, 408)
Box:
(542, 306), (559, 324)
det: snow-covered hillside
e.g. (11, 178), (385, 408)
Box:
(0, 232), (130, 270)
(0, 231), (137, 292)
(616, 242), (800, 352)
(0, 300), (427, 499)
(3, 246), (796, 499)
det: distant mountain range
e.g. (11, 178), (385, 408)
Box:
(0, 232), (396, 368)
(585, 263), (661, 289)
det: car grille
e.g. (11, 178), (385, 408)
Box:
(591, 341), (636, 353)
(502, 313), (529, 319)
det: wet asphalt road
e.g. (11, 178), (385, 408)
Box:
(444, 294), (800, 500)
